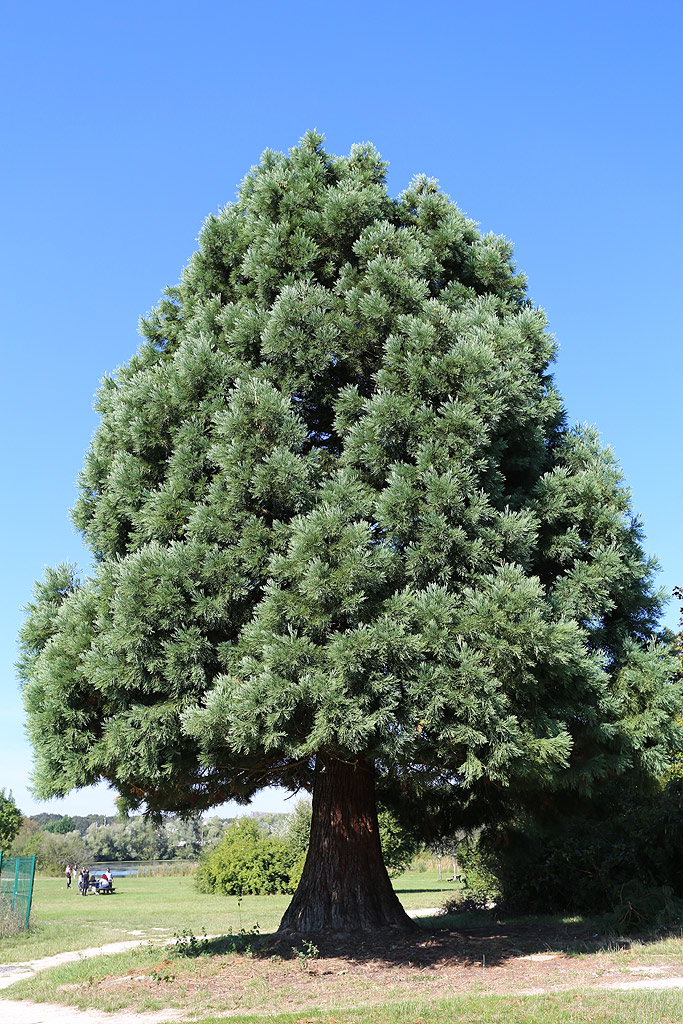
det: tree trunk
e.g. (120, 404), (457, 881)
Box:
(278, 753), (417, 934)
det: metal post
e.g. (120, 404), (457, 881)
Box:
(24, 856), (36, 930)
(12, 859), (20, 912)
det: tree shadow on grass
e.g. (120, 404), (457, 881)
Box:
(189, 914), (677, 970)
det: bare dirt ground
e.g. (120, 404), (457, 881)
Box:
(2, 917), (683, 1022)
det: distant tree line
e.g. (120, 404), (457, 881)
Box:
(28, 813), (109, 835)
(7, 809), (289, 875)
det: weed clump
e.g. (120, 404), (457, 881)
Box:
(0, 895), (26, 937)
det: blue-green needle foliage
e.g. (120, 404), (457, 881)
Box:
(18, 133), (681, 828)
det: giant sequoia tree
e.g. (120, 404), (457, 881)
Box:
(19, 134), (681, 932)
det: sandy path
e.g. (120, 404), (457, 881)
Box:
(0, 936), (181, 1023)
(0, 1003), (182, 1024)
(0, 940), (164, 993)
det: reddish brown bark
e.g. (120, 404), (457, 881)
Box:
(278, 753), (417, 934)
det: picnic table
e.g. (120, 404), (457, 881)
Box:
(83, 876), (116, 894)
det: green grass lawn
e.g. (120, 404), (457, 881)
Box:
(4, 872), (683, 1024)
(0, 873), (285, 960)
(190, 992), (683, 1024)
(0, 869), (456, 961)
(392, 868), (459, 906)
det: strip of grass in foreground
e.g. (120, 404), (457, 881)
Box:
(169, 990), (683, 1024)
(8, 928), (683, 1018)
(6, 952), (683, 1024)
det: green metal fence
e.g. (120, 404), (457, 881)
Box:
(0, 852), (36, 930)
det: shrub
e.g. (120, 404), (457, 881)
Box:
(605, 882), (683, 933)
(279, 799), (312, 862)
(197, 801), (420, 897)
(444, 841), (501, 910)
(43, 815), (76, 835)
(448, 778), (683, 928)
(377, 809), (422, 877)
(196, 818), (300, 895)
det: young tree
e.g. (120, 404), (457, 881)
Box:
(18, 134), (682, 932)
(0, 790), (23, 851)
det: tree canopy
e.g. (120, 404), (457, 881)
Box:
(43, 815), (76, 834)
(19, 133), (681, 931)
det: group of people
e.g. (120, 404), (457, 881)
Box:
(65, 864), (114, 894)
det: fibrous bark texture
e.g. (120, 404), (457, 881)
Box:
(278, 754), (416, 934)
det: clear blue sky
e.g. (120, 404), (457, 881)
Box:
(1, 0), (681, 818)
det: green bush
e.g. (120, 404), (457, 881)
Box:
(447, 842), (501, 909)
(280, 799), (312, 863)
(605, 882), (683, 933)
(197, 802), (421, 897)
(448, 778), (683, 929)
(0, 790), (23, 850)
(376, 809), (422, 877)
(196, 818), (300, 895)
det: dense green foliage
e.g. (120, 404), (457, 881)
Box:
(196, 817), (301, 895)
(18, 132), (681, 869)
(377, 808), (422, 876)
(12, 829), (88, 875)
(43, 816), (76, 835)
(0, 789), (23, 851)
(28, 813), (109, 836)
(277, 800), (312, 863)
(452, 778), (683, 928)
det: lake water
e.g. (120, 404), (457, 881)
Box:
(87, 860), (196, 877)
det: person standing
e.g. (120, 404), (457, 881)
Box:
(65, 864), (72, 889)
(81, 866), (89, 895)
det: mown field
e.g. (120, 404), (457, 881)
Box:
(2, 871), (683, 1024)
(0, 869), (454, 960)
